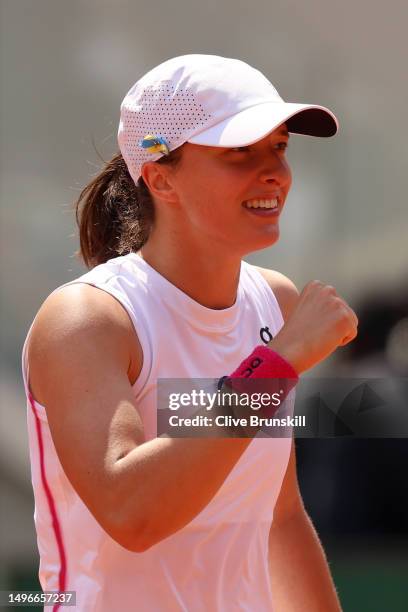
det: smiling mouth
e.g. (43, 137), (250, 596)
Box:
(242, 198), (279, 210)
(242, 198), (281, 214)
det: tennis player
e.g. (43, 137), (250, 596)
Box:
(22, 55), (357, 611)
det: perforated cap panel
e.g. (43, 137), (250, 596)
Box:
(119, 81), (212, 184)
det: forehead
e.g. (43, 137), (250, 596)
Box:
(184, 123), (289, 156)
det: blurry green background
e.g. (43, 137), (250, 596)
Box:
(1, 0), (407, 610)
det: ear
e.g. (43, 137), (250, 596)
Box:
(141, 162), (178, 204)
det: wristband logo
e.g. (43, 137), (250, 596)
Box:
(217, 355), (263, 387)
(243, 357), (262, 378)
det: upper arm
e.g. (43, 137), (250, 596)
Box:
(270, 440), (304, 528)
(256, 267), (305, 524)
(256, 267), (300, 322)
(27, 284), (145, 538)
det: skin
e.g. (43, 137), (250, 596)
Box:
(27, 122), (352, 609)
(140, 124), (291, 309)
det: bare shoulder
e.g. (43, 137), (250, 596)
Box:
(32, 283), (134, 331)
(28, 283), (138, 352)
(27, 283), (143, 403)
(255, 266), (299, 322)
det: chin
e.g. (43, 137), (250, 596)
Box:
(255, 228), (280, 249)
(241, 233), (280, 257)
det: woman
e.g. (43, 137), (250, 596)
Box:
(22, 54), (357, 611)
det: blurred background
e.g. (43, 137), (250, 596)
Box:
(1, 0), (407, 610)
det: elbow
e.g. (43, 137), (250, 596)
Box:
(103, 511), (157, 553)
(109, 517), (174, 553)
(91, 488), (171, 552)
(115, 532), (154, 554)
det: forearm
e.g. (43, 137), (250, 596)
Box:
(109, 435), (252, 550)
(268, 510), (342, 611)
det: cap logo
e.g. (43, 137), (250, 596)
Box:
(139, 134), (170, 156)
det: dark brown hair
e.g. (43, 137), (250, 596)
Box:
(75, 148), (183, 269)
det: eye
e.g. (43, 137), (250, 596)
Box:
(276, 142), (289, 151)
(230, 146), (250, 153)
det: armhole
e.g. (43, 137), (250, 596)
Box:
(22, 323), (34, 397)
(243, 263), (285, 329)
(22, 322), (48, 419)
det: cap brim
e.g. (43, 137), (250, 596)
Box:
(187, 102), (338, 147)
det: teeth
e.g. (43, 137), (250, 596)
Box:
(244, 199), (278, 209)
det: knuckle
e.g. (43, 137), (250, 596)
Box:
(333, 296), (345, 309)
(308, 279), (323, 291)
(335, 307), (351, 327)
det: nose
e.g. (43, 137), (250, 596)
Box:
(258, 154), (292, 187)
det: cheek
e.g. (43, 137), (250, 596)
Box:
(180, 169), (235, 216)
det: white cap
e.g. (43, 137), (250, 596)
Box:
(118, 54), (338, 184)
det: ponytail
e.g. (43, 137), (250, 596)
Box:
(75, 148), (182, 269)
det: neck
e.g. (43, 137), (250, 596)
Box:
(139, 234), (242, 310)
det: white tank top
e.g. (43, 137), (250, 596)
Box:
(21, 253), (294, 612)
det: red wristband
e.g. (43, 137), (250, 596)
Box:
(221, 346), (299, 421)
(229, 345), (298, 380)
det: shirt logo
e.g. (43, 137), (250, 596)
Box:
(260, 326), (273, 344)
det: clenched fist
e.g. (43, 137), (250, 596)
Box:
(269, 280), (358, 374)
